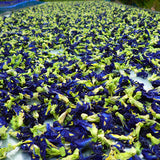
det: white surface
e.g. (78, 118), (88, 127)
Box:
(129, 71), (153, 91)
(0, 135), (30, 160)
(50, 49), (64, 57)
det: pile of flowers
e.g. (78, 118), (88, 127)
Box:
(0, 1), (160, 159)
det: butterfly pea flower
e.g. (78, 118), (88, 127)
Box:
(60, 129), (77, 144)
(56, 74), (67, 83)
(8, 54), (17, 66)
(88, 123), (114, 146)
(152, 144), (160, 159)
(34, 66), (42, 75)
(13, 54), (23, 68)
(118, 148), (141, 160)
(76, 79), (93, 88)
(55, 93), (68, 103)
(0, 148), (7, 159)
(9, 129), (21, 140)
(142, 148), (158, 160)
(0, 116), (8, 128)
(81, 113), (100, 123)
(73, 138), (92, 151)
(32, 110), (39, 120)
(146, 133), (160, 145)
(105, 76), (120, 96)
(106, 104), (119, 113)
(98, 112), (113, 131)
(87, 123), (98, 142)
(89, 142), (103, 156)
(137, 70), (148, 79)
(137, 114), (159, 127)
(124, 86), (136, 96)
(119, 95), (128, 107)
(92, 86), (104, 94)
(16, 93), (23, 101)
(133, 91), (142, 100)
(0, 141), (23, 160)
(58, 108), (71, 124)
(128, 97), (144, 112)
(45, 99), (55, 116)
(112, 141), (125, 152)
(133, 141), (142, 156)
(83, 154), (104, 160)
(4, 96), (15, 109)
(0, 125), (8, 139)
(44, 126), (62, 146)
(84, 95), (91, 104)
(109, 134), (134, 144)
(98, 130), (116, 147)
(46, 146), (66, 158)
(6, 69), (17, 77)
(0, 63), (5, 71)
(151, 80), (160, 88)
(36, 86), (49, 93)
(131, 122), (144, 140)
(57, 93), (76, 109)
(115, 112), (126, 127)
(151, 59), (160, 69)
(28, 144), (41, 160)
(120, 86), (144, 111)
(149, 107), (160, 119)
(0, 1), (160, 159)
(114, 62), (124, 71)
(71, 102), (91, 118)
(25, 68), (33, 77)
(62, 148), (79, 160)
(90, 63), (105, 72)
(106, 147), (137, 160)
(45, 67), (53, 77)
(150, 123), (160, 139)
(10, 111), (24, 130)
(45, 139), (66, 158)
(148, 73), (160, 81)
(118, 75), (131, 87)
(30, 124), (47, 137)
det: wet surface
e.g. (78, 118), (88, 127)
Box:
(0, 0), (44, 15)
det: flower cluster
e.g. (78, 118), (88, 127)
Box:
(0, 1), (160, 160)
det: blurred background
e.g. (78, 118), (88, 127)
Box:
(41, 0), (160, 11)
(115, 0), (160, 11)
(0, 0), (160, 15)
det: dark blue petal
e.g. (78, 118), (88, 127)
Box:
(0, 116), (8, 127)
(137, 70), (148, 78)
(83, 154), (103, 160)
(91, 142), (103, 154)
(152, 144), (160, 158)
(74, 138), (92, 149)
(0, 62), (4, 70)
(128, 155), (142, 160)
(142, 148), (157, 160)
(151, 80), (160, 88)
(98, 113), (113, 131)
